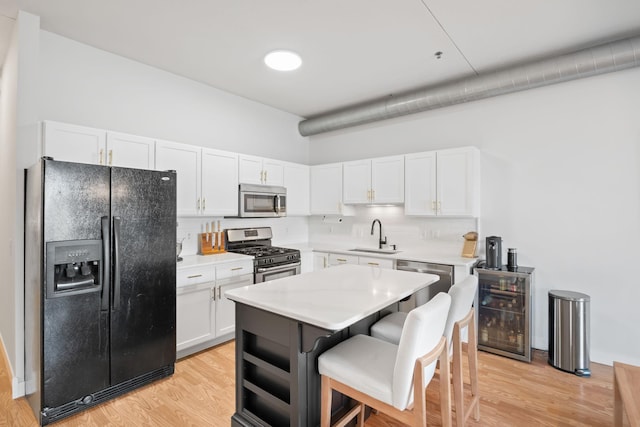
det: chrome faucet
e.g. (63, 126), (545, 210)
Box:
(370, 219), (387, 249)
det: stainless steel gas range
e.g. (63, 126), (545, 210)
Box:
(225, 227), (301, 283)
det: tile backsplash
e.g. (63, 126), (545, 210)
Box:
(177, 216), (310, 256)
(309, 206), (478, 256)
(177, 206), (478, 258)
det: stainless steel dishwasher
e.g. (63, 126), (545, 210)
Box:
(397, 260), (454, 312)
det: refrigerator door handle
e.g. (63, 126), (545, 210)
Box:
(112, 216), (122, 311)
(101, 216), (110, 311)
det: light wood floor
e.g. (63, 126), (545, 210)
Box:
(1, 340), (614, 426)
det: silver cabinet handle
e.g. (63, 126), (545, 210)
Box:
(108, 149), (113, 166)
(197, 198), (201, 211)
(202, 198), (206, 211)
(99, 149), (104, 165)
(231, 267), (244, 271)
(210, 287), (216, 301)
(187, 274), (203, 279)
(367, 262), (379, 266)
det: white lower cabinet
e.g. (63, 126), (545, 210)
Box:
(215, 274), (253, 337)
(328, 253), (358, 267)
(176, 281), (216, 351)
(176, 259), (253, 355)
(313, 252), (330, 270)
(322, 252), (394, 269)
(358, 256), (394, 269)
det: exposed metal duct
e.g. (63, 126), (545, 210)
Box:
(298, 35), (640, 136)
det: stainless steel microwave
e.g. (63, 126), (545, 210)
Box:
(238, 183), (286, 218)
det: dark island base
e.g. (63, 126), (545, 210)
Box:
(231, 302), (397, 427)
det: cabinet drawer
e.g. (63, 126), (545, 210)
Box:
(328, 253), (358, 266)
(217, 260), (254, 280)
(177, 265), (215, 287)
(358, 256), (394, 269)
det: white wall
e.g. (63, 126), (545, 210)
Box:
(0, 11), (40, 398)
(0, 11), (19, 392)
(309, 67), (640, 366)
(37, 30), (309, 164)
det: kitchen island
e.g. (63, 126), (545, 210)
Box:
(226, 264), (438, 427)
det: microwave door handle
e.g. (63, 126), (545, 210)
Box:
(274, 195), (280, 214)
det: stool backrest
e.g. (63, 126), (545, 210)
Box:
(392, 292), (451, 409)
(444, 275), (478, 347)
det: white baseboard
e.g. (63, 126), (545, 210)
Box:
(12, 376), (26, 398)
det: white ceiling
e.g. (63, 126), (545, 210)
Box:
(4, 1), (640, 118)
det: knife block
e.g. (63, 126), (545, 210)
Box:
(198, 232), (226, 255)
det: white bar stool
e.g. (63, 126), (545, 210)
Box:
(370, 275), (480, 427)
(318, 293), (452, 427)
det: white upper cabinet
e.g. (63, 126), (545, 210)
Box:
(43, 121), (106, 165)
(405, 147), (480, 217)
(343, 155), (404, 204)
(437, 147), (480, 216)
(342, 160), (370, 204)
(371, 156), (405, 204)
(283, 162), (310, 216)
(405, 151), (437, 216)
(43, 121), (154, 170)
(238, 154), (284, 186)
(310, 163), (352, 215)
(155, 140), (201, 216)
(201, 148), (239, 216)
(157, 142), (239, 217)
(106, 131), (155, 169)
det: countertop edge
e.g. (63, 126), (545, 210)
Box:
(308, 244), (479, 268)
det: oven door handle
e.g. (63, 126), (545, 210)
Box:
(256, 262), (301, 273)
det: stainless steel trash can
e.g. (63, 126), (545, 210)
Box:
(548, 290), (591, 376)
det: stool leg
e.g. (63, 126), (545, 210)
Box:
(453, 325), (465, 427)
(468, 313), (480, 421)
(321, 375), (332, 427)
(357, 403), (365, 427)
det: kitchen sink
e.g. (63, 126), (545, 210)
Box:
(348, 248), (401, 255)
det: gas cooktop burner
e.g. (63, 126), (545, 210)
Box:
(237, 246), (294, 257)
(225, 227), (301, 268)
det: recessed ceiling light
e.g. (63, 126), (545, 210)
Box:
(264, 50), (302, 71)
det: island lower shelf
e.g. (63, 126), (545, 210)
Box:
(231, 302), (396, 427)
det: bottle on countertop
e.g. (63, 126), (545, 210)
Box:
(507, 248), (518, 271)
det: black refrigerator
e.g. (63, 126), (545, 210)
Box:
(24, 158), (177, 425)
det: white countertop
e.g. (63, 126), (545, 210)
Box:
(310, 244), (478, 268)
(226, 264), (438, 330)
(177, 253), (253, 269)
